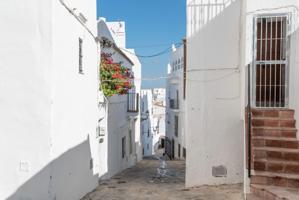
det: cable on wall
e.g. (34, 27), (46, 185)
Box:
(59, 0), (97, 40)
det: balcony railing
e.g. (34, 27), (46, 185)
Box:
(169, 99), (179, 110)
(127, 93), (139, 113)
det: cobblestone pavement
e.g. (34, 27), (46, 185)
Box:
(82, 158), (244, 200)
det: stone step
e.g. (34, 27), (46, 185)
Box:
(252, 136), (299, 149)
(246, 193), (263, 200)
(253, 158), (299, 174)
(252, 127), (297, 138)
(252, 109), (295, 119)
(252, 117), (296, 128)
(251, 171), (299, 188)
(250, 184), (299, 199)
(253, 147), (299, 161)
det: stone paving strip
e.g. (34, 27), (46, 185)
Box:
(82, 158), (244, 200)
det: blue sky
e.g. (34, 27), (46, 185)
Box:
(97, 0), (186, 89)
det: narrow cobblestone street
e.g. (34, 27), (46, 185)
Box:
(82, 158), (244, 200)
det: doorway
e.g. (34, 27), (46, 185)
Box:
(253, 15), (289, 108)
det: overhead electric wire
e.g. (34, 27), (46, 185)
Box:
(127, 43), (181, 49)
(119, 43), (182, 58)
(101, 70), (239, 83)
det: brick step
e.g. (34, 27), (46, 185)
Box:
(251, 171), (299, 188)
(253, 158), (299, 174)
(252, 109), (295, 119)
(250, 184), (299, 200)
(252, 117), (296, 128)
(253, 147), (299, 161)
(252, 127), (297, 138)
(253, 136), (299, 149)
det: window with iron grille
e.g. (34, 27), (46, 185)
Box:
(79, 38), (83, 74)
(127, 93), (139, 113)
(174, 115), (178, 137)
(129, 129), (133, 154)
(178, 143), (181, 158)
(122, 136), (126, 158)
(253, 15), (289, 108)
(183, 148), (186, 158)
(169, 90), (179, 110)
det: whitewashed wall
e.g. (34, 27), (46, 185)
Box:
(0, 0), (100, 199)
(141, 90), (154, 156)
(166, 45), (186, 159)
(0, 1), (53, 198)
(98, 19), (141, 178)
(243, 0), (299, 134)
(152, 89), (166, 154)
(125, 49), (143, 162)
(243, 0), (299, 193)
(186, 0), (299, 190)
(141, 89), (166, 157)
(49, 0), (100, 199)
(186, 0), (244, 187)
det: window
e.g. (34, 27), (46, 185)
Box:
(127, 92), (139, 113)
(142, 101), (145, 112)
(176, 90), (179, 108)
(181, 58), (184, 69)
(129, 129), (133, 154)
(174, 116), (179, 137)
(147, 143), (149, 150)
(122, 136), (126, 158)
(183, 148), (186, 158)
(178, 59), (181, 69)
(178, 144), (181, 158)
(79, 38), (83, 74)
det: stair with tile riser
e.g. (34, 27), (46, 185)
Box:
(253, 158), (299, 174)
(252, 127), (297, 138)
(250, 184), (299, 200)
(249, 109), (299, 199)
(252, 117), (296, 128)
(246, 194), (263, 200)
(251, 171), (299, 188)
(253, 136), (299, 149)
(252, 109), (295, 119)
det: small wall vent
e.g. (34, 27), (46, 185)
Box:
(212, 165), (227, 177)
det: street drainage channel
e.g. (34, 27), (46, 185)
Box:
(149, 155), (179, 183)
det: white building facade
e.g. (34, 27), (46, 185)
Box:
(165, 45), (187, 160)
(141, 89), (166, 157)
(97, 19), (142, 179)
(0, 0), (101, 199)
(186, 0), (299, 197)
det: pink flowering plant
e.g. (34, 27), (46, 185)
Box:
(100, 53), (134, 97)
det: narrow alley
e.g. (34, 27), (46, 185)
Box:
(82, 157), (243, 200)
(2, 0), (299, 200)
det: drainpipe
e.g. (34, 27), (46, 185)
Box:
(247, 64), (252, 178)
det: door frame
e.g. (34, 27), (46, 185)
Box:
(251, 13), (291, 108)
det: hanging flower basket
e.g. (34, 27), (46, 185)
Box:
(100, 53), (134, 97)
